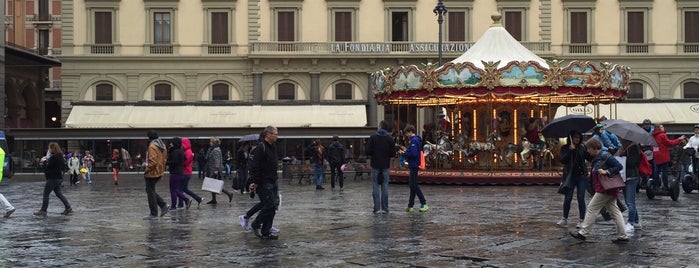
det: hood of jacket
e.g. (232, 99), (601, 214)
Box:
(170, 137), (182, 149)
(181, 138), (191, 151)
(377, 129), (390, 136)
(652, 128), (664, 137)
(151, 138), (167, 151)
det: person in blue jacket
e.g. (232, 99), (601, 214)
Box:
(401, 124), (428, 212)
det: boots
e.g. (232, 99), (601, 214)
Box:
(207, 193), (217, 204)
(34, 210), (47, 217)
(61, 208), (73, 215)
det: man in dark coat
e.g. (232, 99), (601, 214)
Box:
(325, 135), (345, 189)
(366, 120), (397, 214)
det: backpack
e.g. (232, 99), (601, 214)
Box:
(639, 150), (652, 177)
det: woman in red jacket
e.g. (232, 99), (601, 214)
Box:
(651, 124), (685, 191)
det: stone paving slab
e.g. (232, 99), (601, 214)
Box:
(1, 173), (698, 267)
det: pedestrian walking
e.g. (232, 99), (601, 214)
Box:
(224, 150), (234, 179)
(82, 150), (94, 184)
(570, 138), (628, 243)
(166, 137), (191, 211)
(366, 120), (398, 214)
(557, 131), (589, 228)
(67, 151), (81, 185)
(178, 138), (203, 208)
(35, 142), (73, 217)
(205, 137), (234, 204)
(651, 124), (685, 191)
(111, 148), (123, 185)
(0, 147), (16, 218)
(306, 139), (325, 190)
(144, 130), (170, 218)
(622, 141), (642, 229)
(401, 125), (428, 212)
(248, 126), (281, 240)
(196, 149), (207, 179)
(325, 135), (345, 189)
(236, 142), (250, 194)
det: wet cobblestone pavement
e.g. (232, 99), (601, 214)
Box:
(1, 172), (699, 267)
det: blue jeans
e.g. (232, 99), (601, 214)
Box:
(85, 166), (92, 183)
(371, 168), (390, 212)
(408, 168), (426, 208)
(178, 175), (201, 207)
(622, 177), (640, 224)
(312, 163), (324, 186)
(225, 163), (232, 177)
(250, 182), (279, 236)
(563, 175), (587, 220)
(41, 179), (71, 211)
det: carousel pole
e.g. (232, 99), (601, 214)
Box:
(433, 0), (447, 142)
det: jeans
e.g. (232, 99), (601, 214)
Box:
(329, 164), (343, 188)
(225, 163), (232, 177)
(578, 192), (627, 239)
(84, 166), (92, 183)
(178, 175), (201, 207)
(41, 179), (71, 211)
(653, 162), (670, 189)
(145, 177), (166, 216)
(371, 168), (390, 212)
(237, 168), (249, 193)
(246, 201), (264, 219)
(562, 175), (587, 220)
(198, 164), (206, 179)
(312, 163), (324, 186)
(250, 182), (279, 236)
(622, 177), (640, 224)
(169, 174), (189, 208)
(408, 167), (426, 208)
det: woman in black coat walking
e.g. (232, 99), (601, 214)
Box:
(35, 142), (72, 216)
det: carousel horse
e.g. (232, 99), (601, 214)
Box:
(459, 132), (501, 164)
(500, 143), (518, 167)
(520, 135), (547, 170)
(423, 133), (453, 163)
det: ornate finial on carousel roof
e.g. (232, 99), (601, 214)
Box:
(491, 12), (502, 27)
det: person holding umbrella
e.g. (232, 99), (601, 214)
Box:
(557, 131), (591, 228)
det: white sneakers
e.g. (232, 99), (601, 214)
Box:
(556, 218), (568, 227)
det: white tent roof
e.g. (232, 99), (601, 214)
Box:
(449, 18), (549, 69)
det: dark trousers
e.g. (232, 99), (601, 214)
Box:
(179, 175), (202, 207)
(169, 174), (189, 208)
(251, 182), (279, 236)
(41, 179), (71, 211)
(246, 201), (264, 219)
(562, 175), (587, 220)
(330, 164), (343, 188)
(408, 168), (426, 208)
(237, 168), (249, 193)
(145, 177), (166, 216)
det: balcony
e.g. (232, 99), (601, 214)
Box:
(148, 44), (174, 55)
(45, 80), (61, 92)
(30, 14), (60, 25)
(681, 43), (699, 54)
(249, 41), (551, 57)
(621, 43), (650, 54)
(206, 44), (232, 55)
(90, 44), (115, 54)
(565, 44), (592, 54)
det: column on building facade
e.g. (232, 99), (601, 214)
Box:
(366, 73), (377, 127)
(252, 73), (262, 104)
(126, 73), (139, 100)
(310, 73), (320, 104)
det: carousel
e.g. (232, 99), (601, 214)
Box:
(372, 14), (630, 185)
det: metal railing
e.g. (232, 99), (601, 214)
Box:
(148, 44), (174, 54)
(207, 44), (232, 54)
(682, 43), (699, 53)
(91, 44), (115, 54)
(566, 44), (592, 54)
(249, 41), (551, 55)
(623, 43), (649, 54)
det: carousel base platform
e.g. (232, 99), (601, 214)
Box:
(389, 169), (562, 185)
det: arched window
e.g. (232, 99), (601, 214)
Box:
(683, 82), (699, 99)
(334, 82), (352, 100)
(277, 82), (295, 100)
(211, 83), (229, 100)
(154, 83), (172, 101)
(95, 83), (114, 101)
(627, 82), (643, 99)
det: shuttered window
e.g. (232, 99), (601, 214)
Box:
(627, 12), (644, 43)
(278, 11), (295, 41)
(448, 12), (465, 42)
(96, 84), (113, 101)
(211, 12), (228, 44)
(570, 12), (587, 43)
(212, 83), (229, 101)
(504, 11), (522, 41)
(335, 11), (352, 41)
(686, 11), (699, 42)
(154, 84), (172, 101)
(95, 12), (112, 44)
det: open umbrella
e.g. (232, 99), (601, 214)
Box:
(541, 114), (596, 138)
(238, 134), (260, 143)
(601, 119), (657, 146)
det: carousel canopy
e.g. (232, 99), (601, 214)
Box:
(371, 13), (629, 107)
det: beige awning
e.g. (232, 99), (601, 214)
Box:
(65, 105), (368, 128)
(554, 103), (699, 124)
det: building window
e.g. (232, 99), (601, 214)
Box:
(277, 11), (295, 41)
(145, 0), (178, 55)
(562, 1), (595, 54)
(203, 0), (236, 55)
(154, 13), (171, 44)
(391, 11), (409, 41)
(37, 29), (49, 55)
(95, 84), (114, 101)
(278, 83), (296, 100)
(335, 83), (352, 100)
(447, 11), (466, 42)
(38, 0), (49, 21)
(627, 82), (643, 99)
(680, 3), (699, 53)
(383, 0), (416, 47)
(334, 11), (352, 41)
(86, 0), (120, 54)
(503, 10), (523, 41)
(684, 82), (699, 99)
(211, 83), (230, 101)
(620, 1), (651, 54)
(686, 11), (699, 43)
(154, 84), (172, 101)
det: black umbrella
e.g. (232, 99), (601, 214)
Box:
(541, 114), (596, 138)
(601, 119), (657, 146)
(238, 134), (260, 143)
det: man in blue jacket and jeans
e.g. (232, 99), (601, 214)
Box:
(366, 120), (397, 214)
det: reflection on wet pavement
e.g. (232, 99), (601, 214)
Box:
(1, 173), (698, 267)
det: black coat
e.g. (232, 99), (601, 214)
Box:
(366, 129), (396, 170)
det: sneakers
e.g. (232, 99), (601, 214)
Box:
(419, 205), (429, 212)
(406, 207), (414, 212)
(160, 205), (170, 217)
(569, 231), (586, 241)
(632, 222), (642, 229)
(576, 220), (583, 229)
(61, 208), (73, 215)
(34, 210), (47, 217)
(4, 208), (16, 218)
(239, 215), (250, 231)
(198, 198), (204, 209)
(270, 226), (280, 233)
(556, 218), (568, 227)
(185, 198), (192, 210)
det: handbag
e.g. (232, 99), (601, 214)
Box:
(202, 176), (224, 194)
(558, 170), (573, 195)
(419, 151), (426, 170)
(598, 173), (626, 190)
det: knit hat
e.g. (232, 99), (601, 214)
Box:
(642, 119), (651, 125)
(694, 124), (699, 129)
(147, 130), (159, 140)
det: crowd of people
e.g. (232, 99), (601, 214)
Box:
(561, 118), (698, 243)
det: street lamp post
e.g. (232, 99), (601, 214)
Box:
(433, 0), (448, 66)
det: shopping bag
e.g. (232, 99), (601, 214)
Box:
(614, 156), (627, 182)
(419, 151), (426, 170)
(202, 177), (224, 194)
